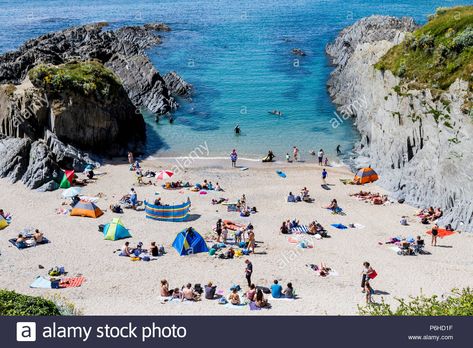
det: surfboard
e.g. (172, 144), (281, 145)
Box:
(276, 170), (286, 178)
(241, 167), (249, 171)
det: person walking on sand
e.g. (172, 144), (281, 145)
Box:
(322, 168), (328, 184)
(361, 261), (375, 293)
(318, 149), (324, 165)
(128, 151), (134, 165)
(245, 259), (253, 287)
(293, 146), (299, 162)
(230, 149), (238, 168)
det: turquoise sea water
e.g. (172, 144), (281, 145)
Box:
(0, 0), (470, 161)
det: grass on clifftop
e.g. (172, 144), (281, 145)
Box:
(375, 6), (473, 93)
(28, 60), (122, 99)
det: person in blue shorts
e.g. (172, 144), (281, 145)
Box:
(270, 279), (283, 298)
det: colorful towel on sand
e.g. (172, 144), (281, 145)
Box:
(223, 302), (247, 309)
(9, 238), (50, 249)
(30, 276), (52, 289)
(60, 276), (85, 288)
(291, 225), (309, 234)
(331, 223), (348, 229)
(249, 302), (261, 310)
(426, 229), (456, 238)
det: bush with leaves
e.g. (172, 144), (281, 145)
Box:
(358, 288), (473, 316)
(0, 289), (61, 316)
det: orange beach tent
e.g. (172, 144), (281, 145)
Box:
(70, 200), (104, 218)
(354, 167), (379, 184)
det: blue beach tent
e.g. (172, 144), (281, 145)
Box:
(172, 227), (209, 256)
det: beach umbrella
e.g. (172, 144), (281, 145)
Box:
(62, 187), (82, 198)
(354, 167), (379, 184)
(59, 170), (75, 188)
(156, 170), (174, 180)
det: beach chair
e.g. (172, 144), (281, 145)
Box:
(397, 242), (412, 256)
(413, 240), (425, 255)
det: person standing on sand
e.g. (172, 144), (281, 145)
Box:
(361, 261), (375, 293)
(431, 224), (439, 246)
(128, 151), (134, 165)
(230, 149), (238, 168)
(245, 259), (253, 287)
(318, 149), (324, 165)
(322, 168), (328, 184)
(293, 146), (299, 162)
(129, 188), (138, 210)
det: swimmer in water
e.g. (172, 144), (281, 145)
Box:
(235, 124), (241, 135)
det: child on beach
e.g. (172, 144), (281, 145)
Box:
(230, 149), (238, 168)
(322, 169), (328, 184)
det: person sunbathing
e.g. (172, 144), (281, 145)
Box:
(181, 283), (200, 301)
(229, 288), (241, 305)
(431, 208), (443, 221)
(16, 234), (25, 244)
(172, 288), (181, 299)
(120, 241), (133, 257)
(324, 199), (338, 210)
(33, 229), (44, 243)
(255, 289), (268, 308)
(246, 284), (257, 301)
(283, 282), (294, 298)
(202, 180), (209, 190)
(204, 282), (217, 299)
(149, 242), (159, 257)
(280, 221), (289, 234)
(308, 222), (317, 235)
(311, 262), (331, 277)
(160, 280), (171, 297)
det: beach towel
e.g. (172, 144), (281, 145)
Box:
(223, 302), (247, 309)
(270, 295), (295, 301)
(249, 302), (262, 311)
(30, 276), (52, 289)
(291, 225), (309, 234)
(276, 170), (286, 178)
(426, 229), (456, 238)
(352, 223), (365, 229)
(389, 246), (401, 253)
(331, 223), (348, 229)
(60, 276), (85, 288)
(9, 238), (50, 249)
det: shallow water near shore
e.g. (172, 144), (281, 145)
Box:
(1, 0), (470, 160)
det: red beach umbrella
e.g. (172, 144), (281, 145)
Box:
(156, 170), (174, 180)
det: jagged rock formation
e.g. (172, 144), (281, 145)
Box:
(0, 22), (189, 114)
(327, 15), (473, 231)
(0, 22), (191, 190)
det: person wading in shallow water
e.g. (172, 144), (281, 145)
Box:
(336, 144), (341, 155)
(235, 124), (241, 135)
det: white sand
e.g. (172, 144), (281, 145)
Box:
(1, 158), (472, 315)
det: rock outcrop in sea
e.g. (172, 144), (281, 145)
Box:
(327, 15), (473, 231)
(0, 22), (192, 190)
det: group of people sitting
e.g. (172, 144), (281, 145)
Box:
(349, 190), (388, 205)
(236, 194), (257, 216)
(120, 241), (165, 259)
(15, 229), (45, 248)
(163, 181), (192, 189)
(193, 180), (223, 191)
(214, 219), (256, 253)
(287, 187), (312, 203)
(418, 207), (443, 224)
(160, 280), (204, 301)
(384, 236), (425, 255)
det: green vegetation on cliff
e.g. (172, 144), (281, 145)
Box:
(29, 60), (122, 99)
(375, 6), (473, 92)
(358, 288), (473, 316)
(0, 289), (61, 316)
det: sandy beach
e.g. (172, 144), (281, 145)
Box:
(1, 157), (472, 315)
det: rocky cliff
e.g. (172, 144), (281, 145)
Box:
(0, 22), (192, 190)
(327, 14), (473, 231)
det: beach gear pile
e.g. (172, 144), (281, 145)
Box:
(30, 266), (85, 289)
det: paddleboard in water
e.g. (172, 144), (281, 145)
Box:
(276, 170), (286, 178)
(241, 167), (249, 171)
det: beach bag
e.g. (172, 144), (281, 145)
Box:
(239, 242), (246, 248)
(98, 224), (105, 232)
(257, 286), (271, 294)
(141, 256), (150, 262)
(51, 280), (60, 289)
(230, 285), (241, 292)
(209, 248), (216, 256)
(218, 297), (228, 305)
(242, 249), (249, 255)
(48, 267), (61, 277)
(368, 270), (378, 279)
